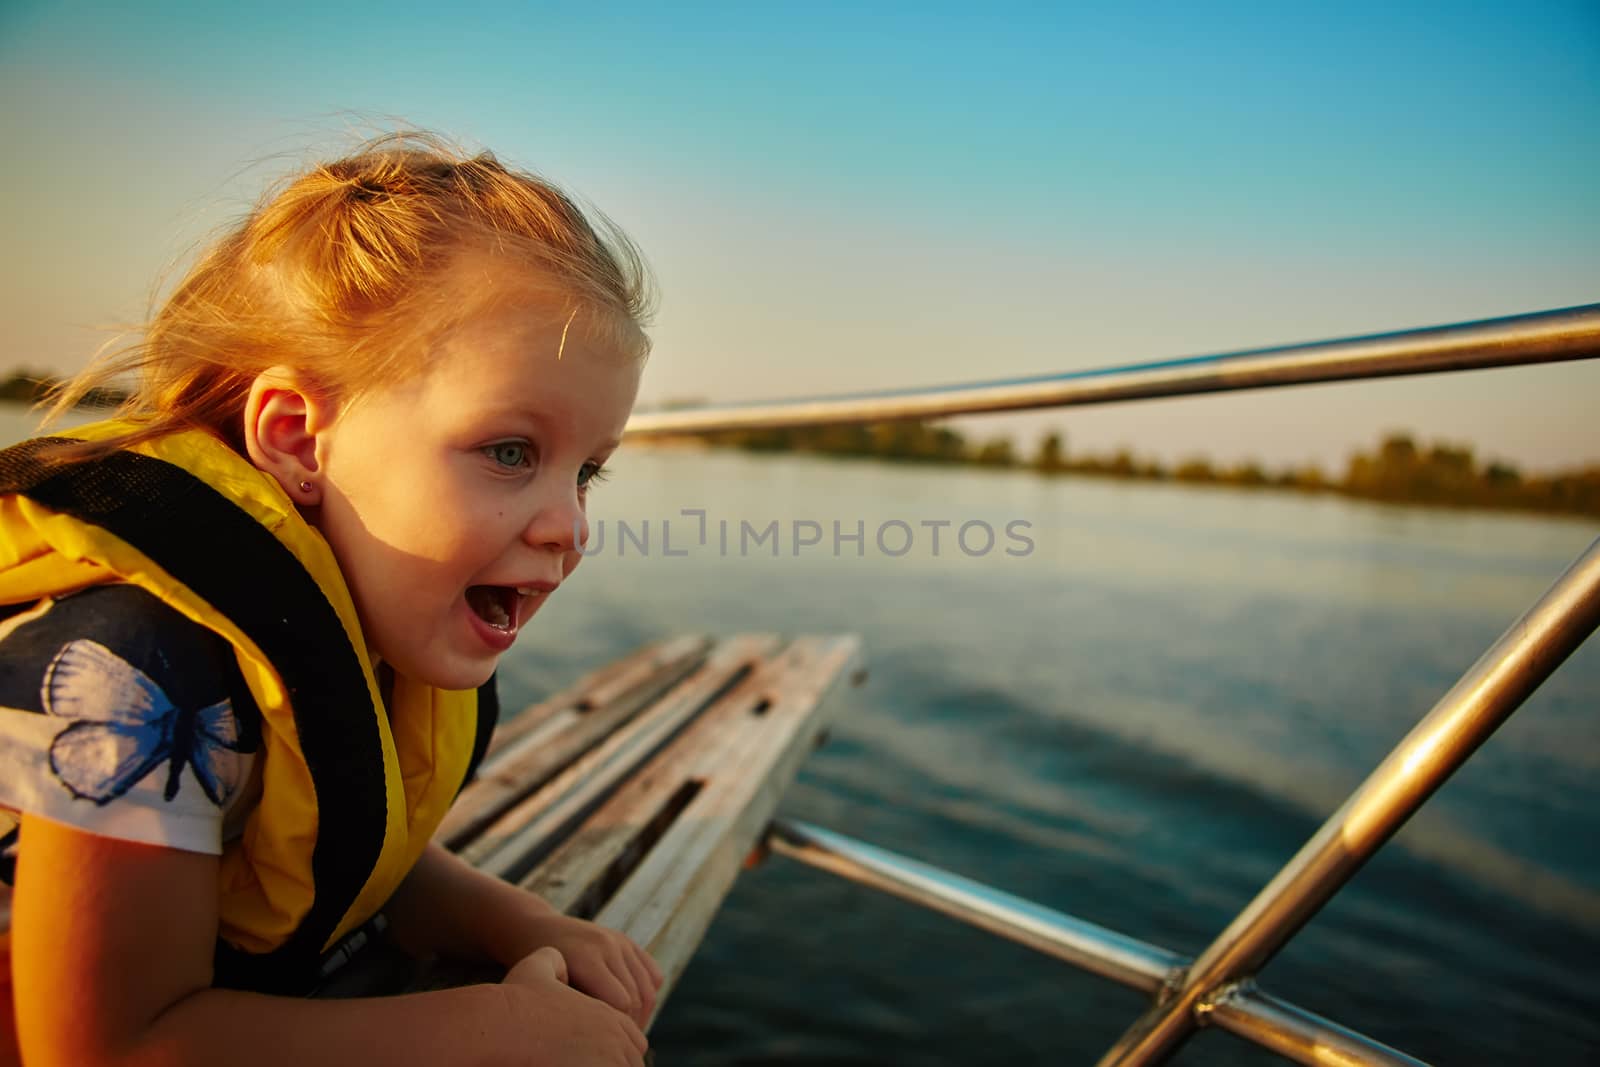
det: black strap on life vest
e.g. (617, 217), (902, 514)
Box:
(464, 673), (498, 787)
(0, 437), (487, 994)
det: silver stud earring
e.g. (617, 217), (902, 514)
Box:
(299, 480), (314, 495)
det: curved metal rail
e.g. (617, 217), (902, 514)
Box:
(626, 303), (1600, 435)
(1100, 532), (1600, 1064)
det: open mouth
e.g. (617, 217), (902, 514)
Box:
(466, 585), (521, 632)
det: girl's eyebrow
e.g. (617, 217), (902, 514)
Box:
(479, 406), (622, 453)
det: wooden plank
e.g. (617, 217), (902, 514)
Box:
(458, 635), (782, 880)
(517, 637), (825, 913)
(440, 636), (712, 849)
(580, 634), (713, 710)
(598, 637), (860, 994)
(537, 635), (863, 1012)
(458, 634), (777, 875)
(478, 635), (709, 770)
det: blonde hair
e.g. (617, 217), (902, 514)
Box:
(44, 132), (653, 458)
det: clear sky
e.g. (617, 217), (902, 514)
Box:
(2, 1), (1597, 472)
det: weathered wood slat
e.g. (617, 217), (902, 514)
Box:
(440, 636), (713, 849)
(579, 634), (713, 711)
(458, 635), (783, 880)
(519, 637), (831, 913)
(590, 635), (861, 1010)
(478, 635), (710, 770)
(524, 639), (812, 915)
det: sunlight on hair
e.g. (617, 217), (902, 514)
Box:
(556, 306), (580, 361)
(40, 130), (655, 462)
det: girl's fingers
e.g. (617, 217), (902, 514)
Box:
(623, 1014), (649, 1056)
(625, 945), (658, 1022)
(540, 945), (570, 985)
(590, 964), (634, 1018)
(628, 937), (663, 987)
(506, 945), (567, 987)
(644, 946), (664, 987)
(609, 947), (646, 1026)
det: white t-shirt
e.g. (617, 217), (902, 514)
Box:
(0, 584), (261, 866)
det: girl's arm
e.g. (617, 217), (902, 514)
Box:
(383, 843), (663, 1028)
(10, 816), (647, 1067)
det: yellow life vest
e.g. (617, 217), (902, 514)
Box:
(0, 422), (493, 992)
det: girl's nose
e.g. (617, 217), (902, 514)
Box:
(523, 488), (588, 552)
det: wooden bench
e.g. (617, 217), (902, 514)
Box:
(320, 632), (866, 1014)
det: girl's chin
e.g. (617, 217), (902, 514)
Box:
(364, 602), (509, 691)
(403, 658), (499, 693)
(370, 641), (500, 693)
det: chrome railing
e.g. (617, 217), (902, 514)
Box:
(628, 303), (1600, 1066)
(625, 303), (1600, 436)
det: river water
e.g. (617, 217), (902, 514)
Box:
(5, 408), (1597, 1063)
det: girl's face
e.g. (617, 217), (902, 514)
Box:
(311, 275), (642, 690)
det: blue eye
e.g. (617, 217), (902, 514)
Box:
(579, 462), (610, 489)
(485, 442), (531, 469)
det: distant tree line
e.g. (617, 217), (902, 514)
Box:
(691, 421), (1600, 519)
(0, 370), (126, 408)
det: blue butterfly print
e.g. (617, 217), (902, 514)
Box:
(41, 639), (242, 807)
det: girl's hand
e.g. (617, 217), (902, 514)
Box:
(501, 946), (648, 1066)
(505, 945), (568, 986)
(382, 846), (664, 1033)
(516, 915), (664, 1029)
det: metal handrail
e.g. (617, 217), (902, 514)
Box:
(766, 819), (1184, 994)
(1095, 534), (1600, 1065)
(712, 304), (1600, 1065)
(768, 819), (1426, 1067)
(626, 303), (1600, 436)
(1207, 984), (1429, 1067)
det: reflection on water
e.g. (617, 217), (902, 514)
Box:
(6, 410), (1598, 1062)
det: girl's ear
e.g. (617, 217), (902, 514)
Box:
(243, 368), (336, 506)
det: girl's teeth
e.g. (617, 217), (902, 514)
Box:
(467, 586), (516, 630)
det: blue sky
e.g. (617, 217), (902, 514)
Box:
(2, 1), (1597, 470)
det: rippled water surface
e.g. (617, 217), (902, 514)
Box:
(512, 445), (1599, 1065)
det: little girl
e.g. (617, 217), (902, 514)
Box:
(0, 133), (660, 1066)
